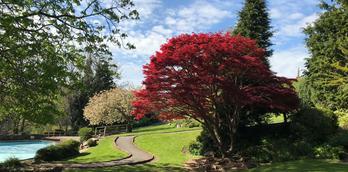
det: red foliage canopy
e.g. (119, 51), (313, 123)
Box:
(132, 33), (299, 121)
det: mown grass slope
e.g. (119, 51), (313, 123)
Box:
(65, 124), (201, 172)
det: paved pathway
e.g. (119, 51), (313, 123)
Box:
(115, 136), (154, 164)
(37, 136), (154, 169)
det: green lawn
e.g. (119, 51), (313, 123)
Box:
(135, 130), (200, 166)
(66, 135), (128, 163)
(63, 124), (348, 172)
(121, 124), (201, 136)
(269, 115), (284, 124)
(246, 159), (348, 172)
(65, 124), (201, 172)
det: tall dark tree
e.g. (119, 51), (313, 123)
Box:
(93, 58), (119, 92)
(232, 0), (275, 126)
(233, 0), (273, 67)
(303, 0), (348, 110)
(69, 57), (94, 130)
(69, 56), (119, 130)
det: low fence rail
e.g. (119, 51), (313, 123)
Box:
(94, 124), (128, 136)
(0, 124), (130, 140)
(43, 129), (67, 137)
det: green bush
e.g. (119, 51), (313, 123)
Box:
(188, 141), (203, 156)
(313, 145), (345, 159)
(291, 140), (313, 157)
(133, 116), (160, 128)
(329, 131), (348, 150)
(242, 138), (317, 163)
(290, 106), (338, 143)
(78, 127), (93, 142)
(336, 111), (348, 129)
(341, 118), (348, 130)
(172, 119), (201, 128)
(244, 139), (274, 163)
(195, 127), (220, 156)
(187, 121), (201, 128)
(35, 139), (80, 162)
(1, 157), (21, 168)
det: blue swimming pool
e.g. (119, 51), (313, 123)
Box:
(0, 140), (54, 162)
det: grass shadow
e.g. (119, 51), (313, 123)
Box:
(129, 126), (175, 134)
(247, 159), (348, 172)
(65, 163), (186, 172)
(61, 152), (91, 163)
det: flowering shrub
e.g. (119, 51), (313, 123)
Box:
(84, 88), (134, 125)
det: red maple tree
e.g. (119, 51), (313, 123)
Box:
(132, 33), (299, 156)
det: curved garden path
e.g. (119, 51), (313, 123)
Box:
(38, 136), (154, 169)
(114, 136), (154, 165)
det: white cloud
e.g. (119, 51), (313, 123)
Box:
(152, 25), (173, 35)
(111, 0), (235, 86)
(270, 46), (309, 78)
(119, 62), (144, 86)
(109, 0), (166, 58)
(270, 10), (304, 21)
(123, 28), (169, 57)
(112, 0), (320, 86)
(288, 12), (305, 20)
(279, 13), (318, 37)
(134, 0), (162, 19)
(270, 8), (282, 19)
(269, 0), (320, 39)
(165, 1), (233, 33)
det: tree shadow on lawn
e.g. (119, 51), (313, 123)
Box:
(65, 163), (186, 172)
(61, 152), (91, 163)
(129, 127), (201, 137)
(247, 159), (348, 172)
(130, 126), (176, 134)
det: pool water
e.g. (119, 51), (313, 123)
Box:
(0, 140), (54, 162)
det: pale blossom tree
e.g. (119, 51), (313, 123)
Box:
(84, 88), (134, 131)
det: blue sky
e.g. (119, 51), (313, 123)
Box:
(110, 0), (321, 86)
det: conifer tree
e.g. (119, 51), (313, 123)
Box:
(93, 58), (119, 92)
(303, 0), (348, 110)
(233, 0), (273, 67)
(69, 56), (119, 130)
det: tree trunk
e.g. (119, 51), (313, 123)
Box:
(126, 122), (132, 133)
(283, 113), (288, 124)
(204, 122), (224, 156)
(11, 116), (20, 134)
(65, 124), (69, 136)
(215, 108), (240, 157)
(200, 105), (241, 158)
(19, 118), (26, 133)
